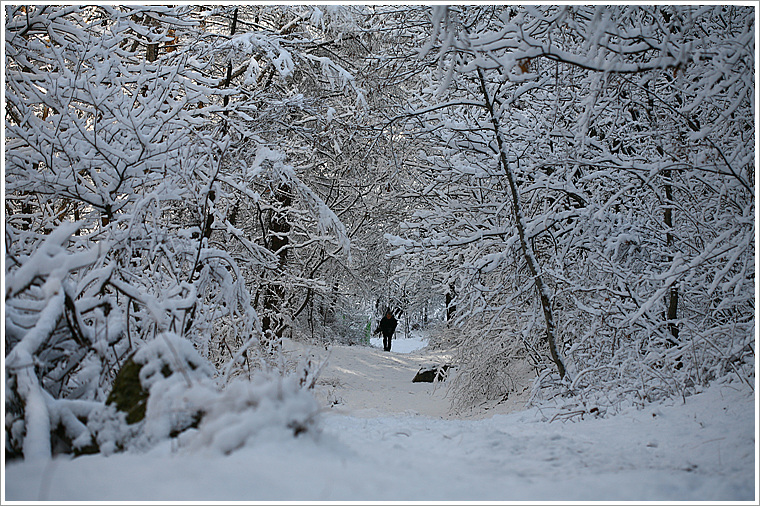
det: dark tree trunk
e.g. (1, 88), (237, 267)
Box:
(446, 283), (457, 323)
(663, 171), (680, 344)
(477, 68), (566, 379)
(261, 184), (291, 344)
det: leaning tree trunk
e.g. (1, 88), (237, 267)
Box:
(476, 68), (567, 379)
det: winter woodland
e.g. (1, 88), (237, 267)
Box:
(3, 4), (755, 489)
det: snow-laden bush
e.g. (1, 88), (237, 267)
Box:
(450, 324), (537, 412)
(179, 373), (321, 455)
(88, 333), (322, 456)
(5, 5), (349, 460)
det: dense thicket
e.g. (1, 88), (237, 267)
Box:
(4, 5), (365, 460)
(385, 5), (755, 412)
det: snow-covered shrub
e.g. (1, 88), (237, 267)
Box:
(105, 333), (215, 428)
(179, 373), (322, 455)
(85, 405), (138, 457)
(4, 222), (120, 459)
(85, 372), (322, 457)
(450, 325), (537, 412)
(82, 331), (214, 455)
(4, 5), (231, 460)
(87, 333), (322, 455)
(5, 5), (348, 460)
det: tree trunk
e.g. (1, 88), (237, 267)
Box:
(477, 68), (567, 379)
(261, 183), (291, 344)
(446, 283), (457, 323)
(663, 171), (680, 344)
(647, 77), (680, 347)
(221, 7), (238, 128)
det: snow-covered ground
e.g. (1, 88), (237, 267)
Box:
(369, 332), (429, 354)
(4, 334), (757, 502)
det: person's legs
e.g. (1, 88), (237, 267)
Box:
(383, 334), (390, 351)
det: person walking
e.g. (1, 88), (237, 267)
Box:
(374, 308), (398, 352)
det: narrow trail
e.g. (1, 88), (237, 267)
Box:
(284, 335), (531, 419)
(279, 336), (755, 502)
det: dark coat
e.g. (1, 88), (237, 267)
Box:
(375, 314), (398, 338)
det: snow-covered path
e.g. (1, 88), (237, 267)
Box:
(4, 337), (756, 502)
(292, 333), (530, 419)
(295, 335), (460, 418)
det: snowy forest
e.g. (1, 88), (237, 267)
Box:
(3, 3), (755, 484)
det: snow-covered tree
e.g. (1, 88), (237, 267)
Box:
(385, 5), (754, 411)
(4, 5), (347, 459)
